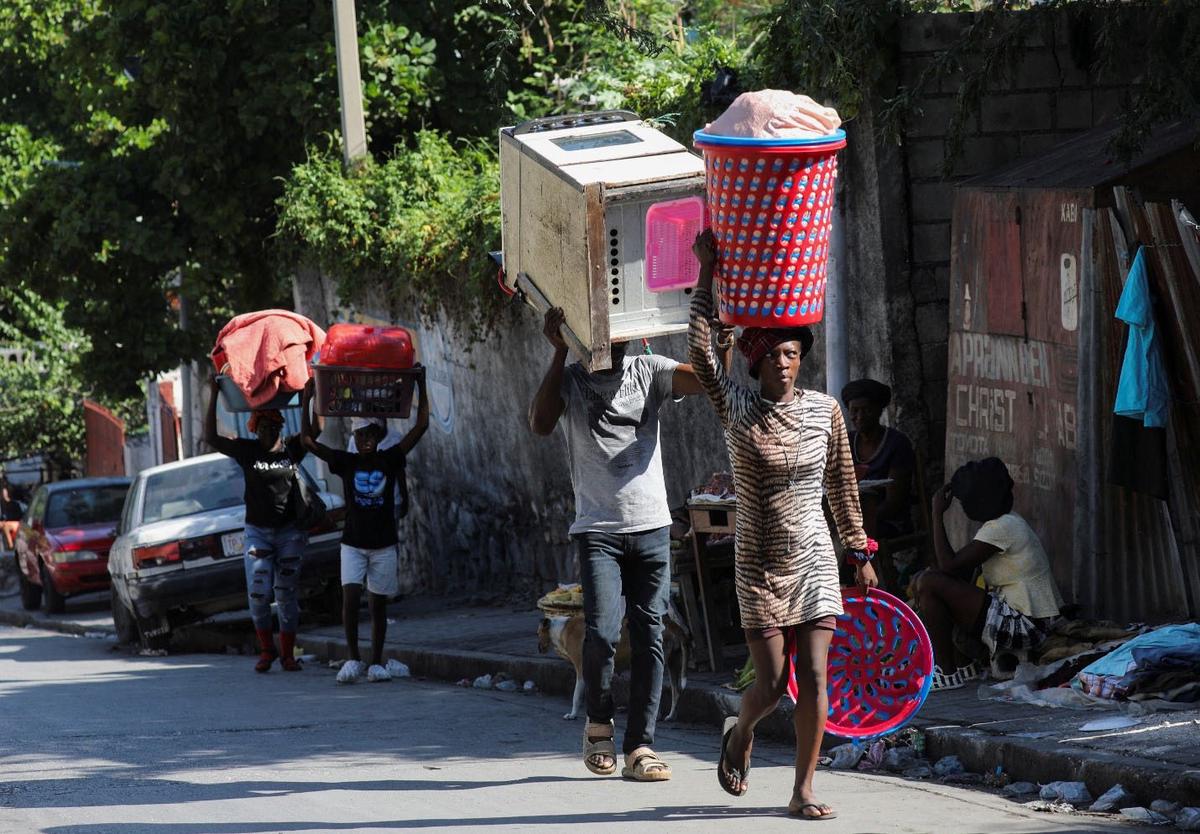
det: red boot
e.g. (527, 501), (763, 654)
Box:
(279, 632), (302, 671)
(254, 629), (278, 673)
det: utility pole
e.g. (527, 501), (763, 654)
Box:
(332, 0), (368, 166)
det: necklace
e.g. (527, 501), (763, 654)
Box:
(854, 426), (888, 466)
(766, 400), (805, 551)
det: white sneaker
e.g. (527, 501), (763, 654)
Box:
(336, 659), (364, 684)
(930, 665), (965, 692)
(385, 659), (410, 678)
(367, 664), (391, 682)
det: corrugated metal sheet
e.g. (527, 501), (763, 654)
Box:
(1074, 204), (1197, 622)
(948, 132), (1200, 622)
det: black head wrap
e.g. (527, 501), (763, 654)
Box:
(841, 378), (892, 408)
(950, 457), (1015, 522)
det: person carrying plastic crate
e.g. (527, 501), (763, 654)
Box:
(300, 374), (428, 683)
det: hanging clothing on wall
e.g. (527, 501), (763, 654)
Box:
(1113, 248), (1170, 428)
(1109, 247), (1171, 498)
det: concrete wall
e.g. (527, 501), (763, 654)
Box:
(857, 11), (1135, 483)
(294, 269), (816, 601)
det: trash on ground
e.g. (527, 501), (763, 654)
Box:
(385, 659), (410, 678)
(1038, 781), (1092, 807)
(1026, 800), (1079, 814)
(1118, 807), (1171, 825)
(495, 679), (519, 692)
(1176, 807), (1200, 831)
(138, 648), (167, 657)
(1079, 715), (1141, 732)
(932, 755), (964, 777)
(1003, 781), (1039, 797)
(1149, 800), (1180, 817)
(883, 746), (919, 772)
(828, 743), (864, 770)
(523, 680), (536, 692)
(1089, 783), (1137, 812)
(855, 740), (885, 771)
(942, 772), (983, 785)
(472, 674), (493, 689)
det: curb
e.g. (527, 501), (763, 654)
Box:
(0, 606), (115, 638)
(921, 723), (1200, 807)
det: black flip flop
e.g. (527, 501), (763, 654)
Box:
(716, 716), (750, 797)
(789, 803), (838, 821)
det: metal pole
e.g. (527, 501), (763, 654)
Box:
(825, 188), (849, 404)
(179, 294), (193, 459)
(332, 0), (368, 166)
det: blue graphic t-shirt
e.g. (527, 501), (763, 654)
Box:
(326, 446), (408, 549)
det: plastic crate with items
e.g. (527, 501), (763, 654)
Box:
(311, 323), (423, 418)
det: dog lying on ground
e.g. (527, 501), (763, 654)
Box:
(537, 609), (689, 722)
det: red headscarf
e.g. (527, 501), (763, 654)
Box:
(736, 327), (814, 378)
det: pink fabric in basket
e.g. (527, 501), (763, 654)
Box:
(212, 310), (326, 409)
(705, 90), (841, 139)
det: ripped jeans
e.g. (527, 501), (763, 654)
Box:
(243, 524), (307, 633)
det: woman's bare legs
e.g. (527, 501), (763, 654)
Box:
(788, 624), (835, 819)
(721, 629), (790, 794)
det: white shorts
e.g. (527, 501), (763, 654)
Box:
(340, 544), (399, 597)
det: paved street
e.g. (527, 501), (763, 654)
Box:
(0, 625), (1156, 834)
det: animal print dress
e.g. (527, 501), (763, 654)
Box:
(688, 288), (869, 629)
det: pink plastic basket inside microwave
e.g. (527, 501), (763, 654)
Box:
(645, 196), (705, 293)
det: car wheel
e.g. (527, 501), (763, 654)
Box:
(110, 586), (138, 644)
(18, 568), (41, 611)
(137, 617), (171, 652)
(40, 562), (66, 614)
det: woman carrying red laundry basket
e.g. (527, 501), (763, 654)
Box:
(689, 229), (876, 821)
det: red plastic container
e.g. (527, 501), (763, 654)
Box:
(693, 130), (846, 327)
(321, 323), (415, 369)
(820, 588), (934, 740)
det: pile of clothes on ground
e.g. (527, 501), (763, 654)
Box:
(983, 620), (1200, 712)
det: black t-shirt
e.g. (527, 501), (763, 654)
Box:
(327, 446), (408, 550)
(227, 437), (307, 529)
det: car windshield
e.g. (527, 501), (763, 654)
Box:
(44, 486), (128, 529)
(142, 458), (245, 525)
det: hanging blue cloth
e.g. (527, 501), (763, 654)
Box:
(1113, 248), (1170, 428)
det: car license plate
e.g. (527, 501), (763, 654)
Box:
(221, 532), (244, 557)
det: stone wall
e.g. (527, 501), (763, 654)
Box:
(886, 11), (1133, 480)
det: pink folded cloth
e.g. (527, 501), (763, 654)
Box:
(705, 90), (842, 140)
(211, 310), (326, 409)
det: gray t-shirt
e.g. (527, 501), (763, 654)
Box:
(559, 354), (679, 535)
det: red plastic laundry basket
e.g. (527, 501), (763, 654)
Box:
(693, 130), (846, 327)
(824, 587), (934, 740)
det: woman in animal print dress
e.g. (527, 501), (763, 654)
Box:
(688, 230), (877, 821)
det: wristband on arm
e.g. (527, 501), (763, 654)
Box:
(845, 538), (879, 565)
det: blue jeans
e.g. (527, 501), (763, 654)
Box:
(243, 524), (307, 633)
(574, 527), (671, 754)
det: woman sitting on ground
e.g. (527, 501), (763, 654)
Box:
(915, 457), (1064, 690)
(841, 378), (915, 540)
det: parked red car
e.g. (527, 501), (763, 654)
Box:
(16, 477), (131, 613)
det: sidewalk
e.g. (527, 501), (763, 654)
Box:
(4, 587), (1197, 807)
